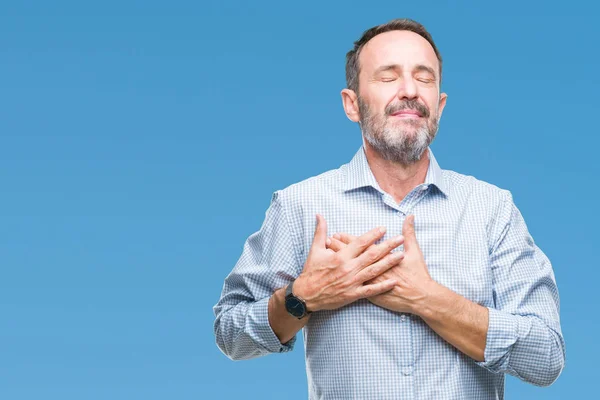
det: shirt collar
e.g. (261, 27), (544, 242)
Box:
(343, 146), (449, 197)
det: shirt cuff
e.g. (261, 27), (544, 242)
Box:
(246, 296), (297, 354)
(476, 307), (528, 373)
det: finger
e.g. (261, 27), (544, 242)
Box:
(354, 234), (404, 268)
(326, 236), (347, 252)
(354, 251), (404, 283)
(402, 215), (417, 252)
(341, 226), (387, 259)
(354, 278), (397, 299)
(336, 232), (357, 245)
(311, 214), (328, 249)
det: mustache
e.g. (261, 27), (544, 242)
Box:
(385, 100), (430, 118)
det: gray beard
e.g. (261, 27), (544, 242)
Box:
(358, 97), (439, 165)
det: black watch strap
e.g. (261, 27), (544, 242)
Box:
(285, 280), (311, 319)
(285, 280), (294, 297)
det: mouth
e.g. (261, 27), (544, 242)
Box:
(390, 110), (423, 119)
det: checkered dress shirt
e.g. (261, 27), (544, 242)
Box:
(213, 146), (565, 399)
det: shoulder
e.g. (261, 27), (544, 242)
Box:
(442, 169), (512, 206)
(442, 169), (517, 248)
(442, 169), (514, 231)
(272, 164), (347, 206)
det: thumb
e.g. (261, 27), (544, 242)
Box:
(402, 215), (417, 251)
(311, 214), (328, 249)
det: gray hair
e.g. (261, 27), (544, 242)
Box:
(345, 18), (443, 93)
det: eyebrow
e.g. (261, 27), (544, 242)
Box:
(373, 64), (437, 79)
(373, 64), (400, 75)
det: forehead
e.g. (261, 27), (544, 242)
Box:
(359, 30), (439, 75)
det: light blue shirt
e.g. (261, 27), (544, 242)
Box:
(213, 146), (565, 399)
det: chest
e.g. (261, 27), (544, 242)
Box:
(296, 190), (494, 306)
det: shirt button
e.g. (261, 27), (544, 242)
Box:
(421, 185), (429, 191)
(402, 366), (413, 376)
(400, 315), (406, 322)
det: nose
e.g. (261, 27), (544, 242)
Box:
(396, 75), (418, 101)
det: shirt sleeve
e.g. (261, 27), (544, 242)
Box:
(476, 191), (566, 386)
(213, 190), (302, 360)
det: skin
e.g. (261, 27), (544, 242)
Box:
(269, 29), (488, 362)
(341, 30), (447, 203)
(269, 215), (406, 344)
(328, 216), (488, 362)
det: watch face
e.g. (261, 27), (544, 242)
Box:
(285, 297), (306, 318)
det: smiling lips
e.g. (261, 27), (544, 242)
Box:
(391, 110), (422, 118)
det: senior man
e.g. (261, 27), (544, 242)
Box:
(213, 18), (565, 399)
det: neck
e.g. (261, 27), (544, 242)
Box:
(363, 141), (430, 204)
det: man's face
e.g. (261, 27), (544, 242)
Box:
(355, 30), (447, 164)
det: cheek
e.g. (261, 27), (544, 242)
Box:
(424, 91), (441, 112)
(382, 85), (403, 104)
(366, 84), (401, 110)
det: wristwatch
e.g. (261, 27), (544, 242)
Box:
(285, 280), (311, 319)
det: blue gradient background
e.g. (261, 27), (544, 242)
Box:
(1, 1), (597, 399)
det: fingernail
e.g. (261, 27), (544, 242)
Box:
(379, 226), (387, 233)
(333, 233), (340, 239)
(395, 235), (404, 243)
(326, 238), (331, 246)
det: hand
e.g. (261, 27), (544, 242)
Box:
(327, 215), (436, 315)
(293, 214), (405, 312)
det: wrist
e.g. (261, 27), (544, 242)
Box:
(269, 287), (310, 344)
(292, 274), (317, 313)
(284, 278), (314, 319)
(412, 279), (444, 318)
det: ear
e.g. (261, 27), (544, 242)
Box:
(437, 92), (448, 120)
(341, 88), (360, 123)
